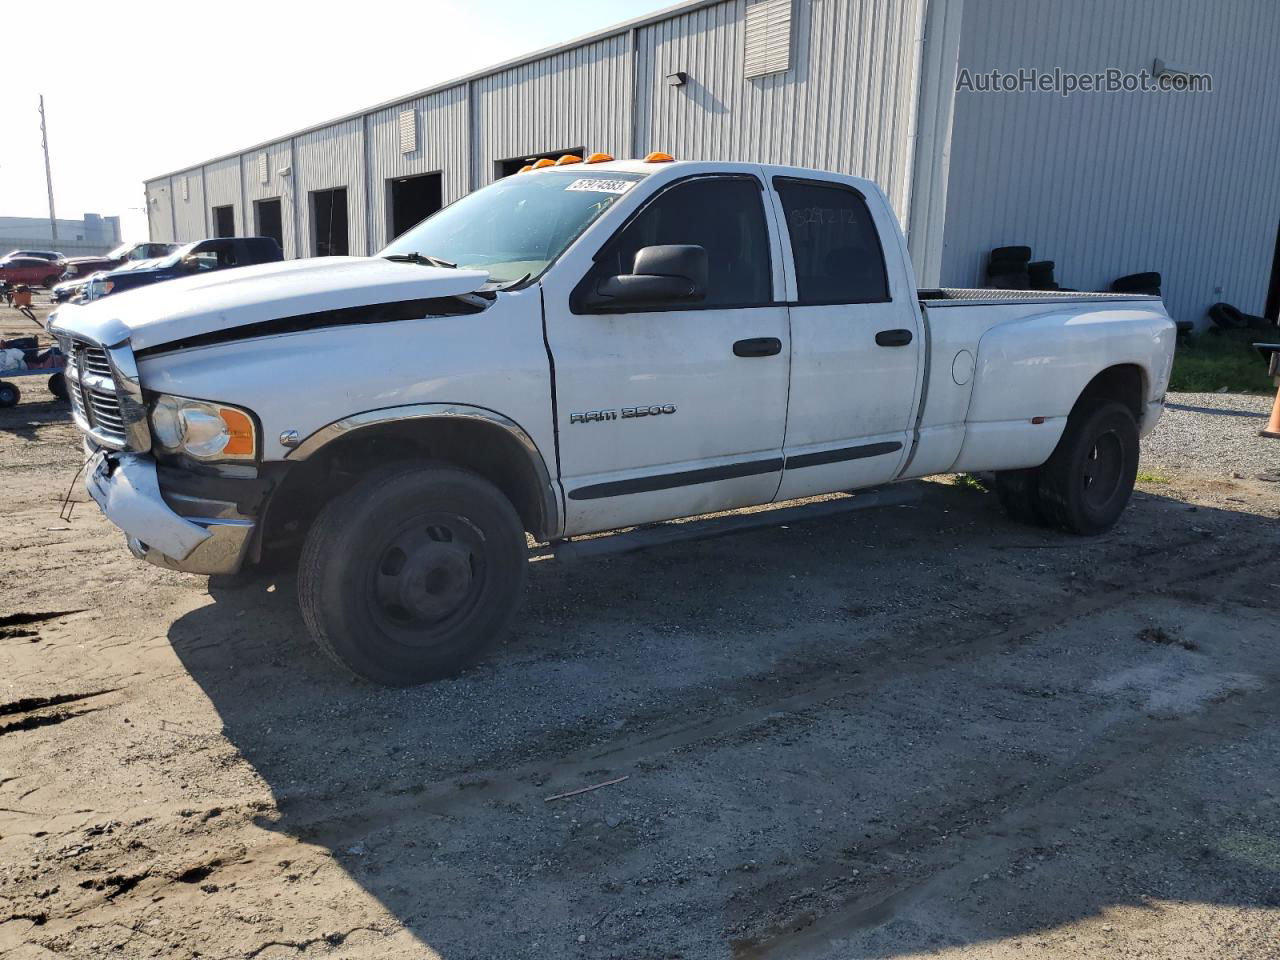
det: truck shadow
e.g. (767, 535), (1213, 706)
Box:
(166, 481), (1280, 958)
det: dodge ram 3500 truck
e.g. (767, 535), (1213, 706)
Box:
(49, 157), (1175, 685)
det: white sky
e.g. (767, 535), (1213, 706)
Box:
(0, 0), (671, 243)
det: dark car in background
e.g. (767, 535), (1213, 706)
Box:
(53, 241), (182, 303)
(59, 241), (176, 283)
(81, 237), (283, 301)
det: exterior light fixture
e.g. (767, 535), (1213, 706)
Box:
(666, 71), (688, 86)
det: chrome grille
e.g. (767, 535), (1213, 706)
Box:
(78, 345), (113, 377)
(64, 338), (139, 450)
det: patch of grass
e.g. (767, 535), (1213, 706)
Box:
(951, 472), (988, 493)
(1169, 328), (1276, 394)
(1135, 471), (1171, 484)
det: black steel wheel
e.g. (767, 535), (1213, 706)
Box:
(298, 462), (527, 685)
(1038, 400), (1139, 535)
(0, 382), (19, 408)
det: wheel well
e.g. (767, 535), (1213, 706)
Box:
(258, 419), (555, 555)
(1075, 364), (1145, 420)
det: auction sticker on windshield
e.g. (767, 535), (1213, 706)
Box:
(565, 178), (635, 194)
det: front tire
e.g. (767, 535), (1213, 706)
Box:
(1037, 401), (1139, 535)
(0, 382), (19, 408)
(297, 463), (528, 686)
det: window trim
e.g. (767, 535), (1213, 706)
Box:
(570, 173), (779, 316)
(771, 176), (893, 307)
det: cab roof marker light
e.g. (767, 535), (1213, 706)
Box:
(584, 152), (614, 164)
(518, 164), (533, 174)
(531, 158), (556, 169)
(644, 151), (675, 163)
(556, 154), (583, 165)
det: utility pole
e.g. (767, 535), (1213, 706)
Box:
(39, 95), (57, 242)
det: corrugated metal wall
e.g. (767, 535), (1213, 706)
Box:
(203, 157), (243, 234)
(142, 0), (926, 250)
(293, 118), (368, 257)
(240, 141), (298, 258)
(472, 34), (634, 187)
(147, 179), (174, 244)
(367, 87), (469, 248)
(941, 0), (1280, 326)
(171, 169), (206, 239)
(636, 0), (926, 219)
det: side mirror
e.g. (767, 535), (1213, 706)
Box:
(180, 255), (200, 271)
(588, 244), (708, 310)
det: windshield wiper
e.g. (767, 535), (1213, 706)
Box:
(384, 252), (457, 269)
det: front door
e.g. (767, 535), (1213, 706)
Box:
(768, 175), (924, 502)
(545, 173), (790, 535)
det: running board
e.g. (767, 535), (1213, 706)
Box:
(549, 483), (923, 565)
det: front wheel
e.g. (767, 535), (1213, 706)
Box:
(0, 382), (19, 408)
(297, 463), (528, 686)
(1037, 401), (1139, 535)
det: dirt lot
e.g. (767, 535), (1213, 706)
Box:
(2, 305), (1279, 959)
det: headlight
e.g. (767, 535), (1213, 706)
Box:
(150, 394), (257, 461)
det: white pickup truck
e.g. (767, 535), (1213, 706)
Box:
(50, 156), (1175, 684)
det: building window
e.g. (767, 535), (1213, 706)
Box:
(743, 0), (793, 78)
(495, 147), (585, 179)
(311, 187), (349, 256)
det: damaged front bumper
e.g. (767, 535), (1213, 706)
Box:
(85, 449), (256, 576)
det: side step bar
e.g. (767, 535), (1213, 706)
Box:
(549, 482), (923, 565)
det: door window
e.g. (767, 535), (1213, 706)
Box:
(583, 176), (773, 310)
(773, 178), (889, 304)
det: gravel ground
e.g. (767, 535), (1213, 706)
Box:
(2, 304), (1279, 959)
(1145, 392), (1277, 476)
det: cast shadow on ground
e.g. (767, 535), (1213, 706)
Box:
(166, 483), (1280, 958)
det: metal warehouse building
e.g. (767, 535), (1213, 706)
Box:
(145, 0), (1280, 328)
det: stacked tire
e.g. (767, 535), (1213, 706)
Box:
(985, 245), (1032, 290)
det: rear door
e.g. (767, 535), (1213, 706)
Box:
(544, 172), (790, 535)
(769, 175), (924, 501)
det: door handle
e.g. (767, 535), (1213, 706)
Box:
(733, 337), (782, 357)
(875, 328), (914, 347)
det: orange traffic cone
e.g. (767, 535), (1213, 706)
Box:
(1263, 386), (1280, 439)
(1263, 346), (1280, 439)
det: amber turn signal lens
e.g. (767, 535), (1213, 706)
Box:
(517, 164), (533, 173)
(644, 151), (675, 163)
(218, 406), (256, 457)
(556, 154), (583, 165)
(532, 158), (556, 169)
(584, 152), (614, 163)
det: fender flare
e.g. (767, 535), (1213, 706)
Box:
(285, 403), (562, 539)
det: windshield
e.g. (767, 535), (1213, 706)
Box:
(152, 241), (200, 270)
(106, 242), (134, 259)
(378, 171), (646, 283)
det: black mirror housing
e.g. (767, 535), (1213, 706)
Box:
(584, 244), (708, 311)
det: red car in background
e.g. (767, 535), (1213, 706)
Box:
(0, 255), (63, 288)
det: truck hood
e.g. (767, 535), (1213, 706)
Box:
(49, 256), (491, 351)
